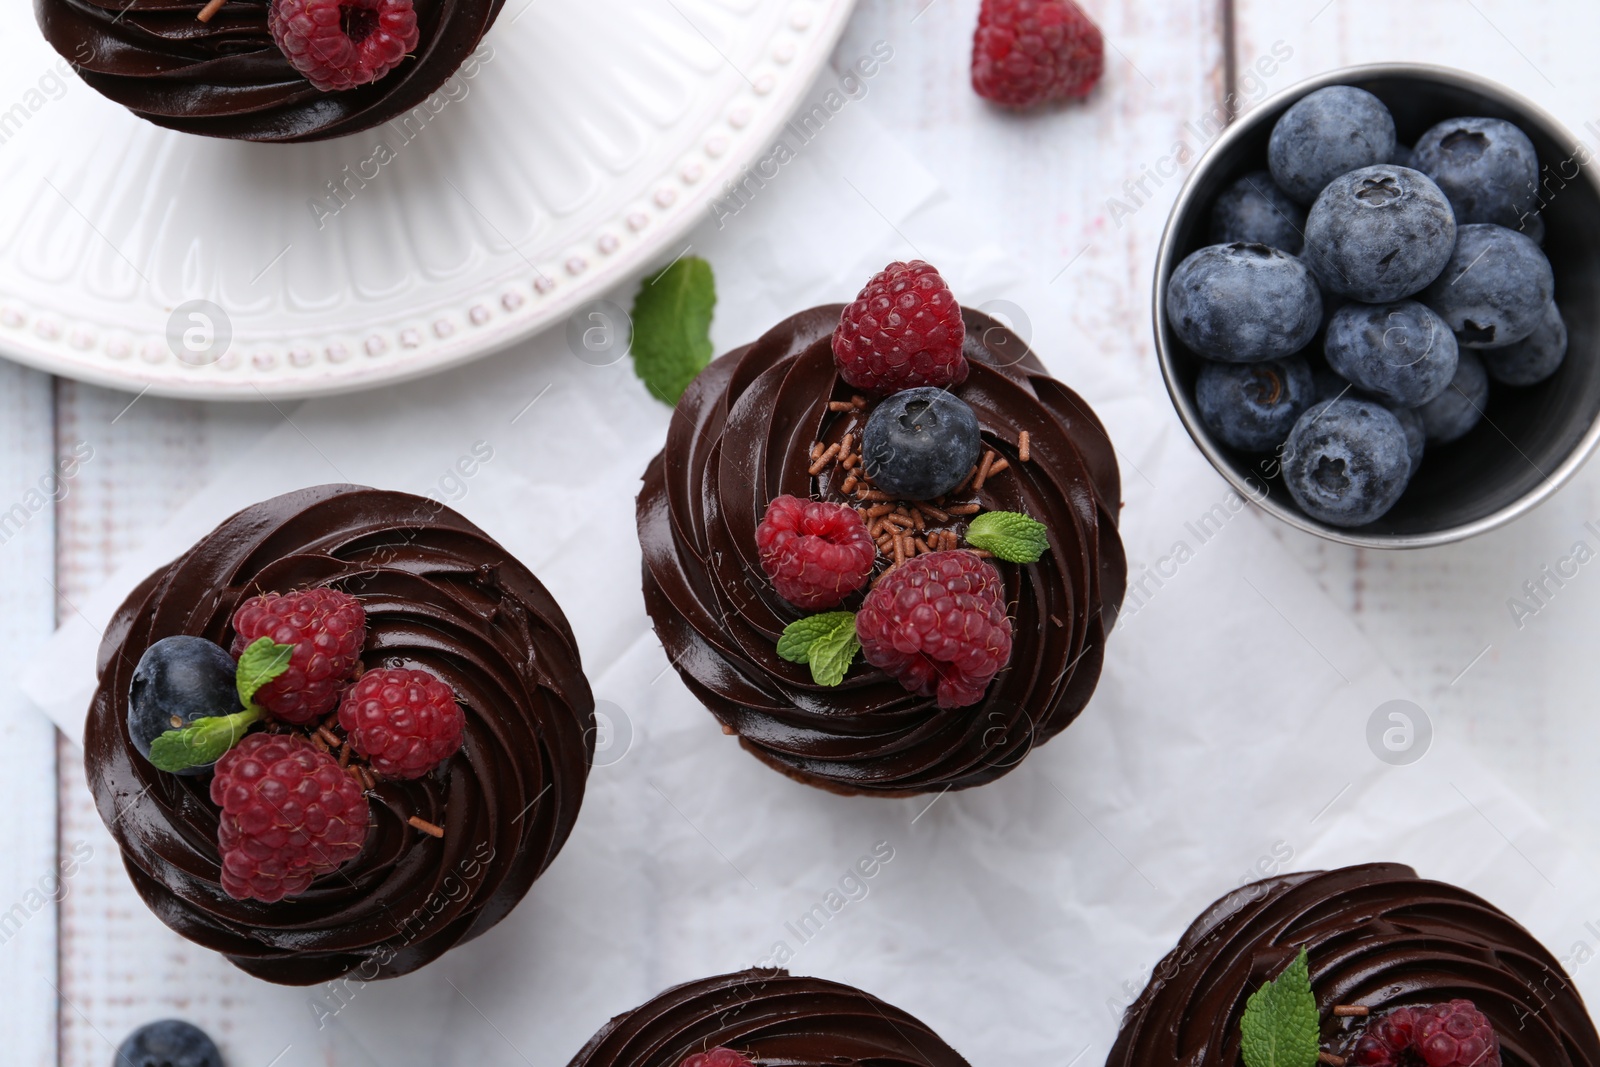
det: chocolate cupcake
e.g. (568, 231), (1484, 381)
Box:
(638, 262), (1126, 796)
(36, 0), (501, 143)
(568, 969), (971, 1067)
(1109, 863), (1600, 1067)
(86, 484), (594, 985)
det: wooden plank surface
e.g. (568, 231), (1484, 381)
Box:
(21, 1), (1600, 1064)
(1232, 0), (1600, 851)
(52, 385), (280, 1067)
(0, 363), (61, 1067)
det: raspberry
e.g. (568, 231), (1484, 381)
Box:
(230, 587), (366, 725)
(209, 733), (369, 903)
(832, 262), (968, 393)
(1353, 1002), (1501, 1067)
(972, 0), (1105, 109)
(856, 551), (1013, 708)
(679, 1051), (753, 1067)
(337, 667), (464, 779)
(757, 496), (876, 610)
(268, 0), (420, 93)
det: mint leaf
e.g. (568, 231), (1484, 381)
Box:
(147, 707), (261, 773)
(966, 510), (1050, 563)
(236, 637), (295, 707)
(630, 256), (716, 406)
(1240, 947), (1320, 1067)
(777, 611), (861, 687)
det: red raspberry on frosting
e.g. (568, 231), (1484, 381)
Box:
(1353, 1001), (1501, 1067)
(269, 0), (421, 93)
(757, 496), (876, 610)
(680, 1051), (754, 1067)
(338, 667), (464, 780)
(210, 732), (369, 903)
(231, 587), (367, 725)
(832, 261), (968, 393)
(856, 551), (1013, 708)
(972, 0), (1104, 109)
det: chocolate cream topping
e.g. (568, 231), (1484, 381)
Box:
(86, 485), (594, 985)
(1108, 863), (1600, 1067)
(35, 0), (502, 142)
(638, 306), (1127, 796)
(567, 969), (972, 1067)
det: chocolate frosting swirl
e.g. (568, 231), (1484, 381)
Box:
(637, 306), (1127, 796)
(567, 969), (972, 1067)
(1108, 863), (1600, 1067)
(36, 0), (502, 142)
(85, 485), (594, 985)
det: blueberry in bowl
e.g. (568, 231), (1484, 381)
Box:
(1156, 64), (1600, 547)
(1322, 300), (1459, 408)
(1166, 243), (1323, 362)
(1303, 164), (1457, 303)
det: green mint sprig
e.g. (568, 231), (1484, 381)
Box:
(777, 611), (861, 687)
(1240, 947), (1320, 1067)
(966, 510), (1050, 563)
(630, 256), (716, 406)
(146, 637), (294, 774)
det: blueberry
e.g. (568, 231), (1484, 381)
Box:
(1268, 86), (1397, 204)
(1210, 171), (1307, 254)
(861, 387), (982, 500)
(1282, 397), (1412, 527)
(1390, 404), (1427, 471)
(1410, 117), (1540, 228)
(1195, 356), (1315, 453)
(1482, 300), (1566, 386)
(1323, 300), (1459, 407)
(1167, 243), (1322, 362)
(1391, 143), (1415, 168)
(115, 1020), (223, 1067)
(1304, 165), (1457, 302)
(1423, 224), (1554, 348)
(1416, 350), (1489, 444)
(128, 636), (239, 775)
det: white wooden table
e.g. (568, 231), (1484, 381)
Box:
(6, 1), (1600, 1063)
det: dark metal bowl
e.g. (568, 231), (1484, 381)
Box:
(1155, 64), (1600, 548)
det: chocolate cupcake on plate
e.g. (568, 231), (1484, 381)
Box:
(1109, 863), (1600, 1067)
(568, 969), (971, 1067)
(639, 261), (1126, 796)
(36, 0), (501, 142)
(86, 484), (594, 985)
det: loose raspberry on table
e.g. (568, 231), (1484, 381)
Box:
(269, 0), (421, 93)
(856, 551), (1013, 708)
(680, 1050), (754, 1067)
(231, 587), (367, 725)
(210, 733), (369, 903)
(972, 0), (1105, 109)
(1352, 1001), (1501, 1067)
(832, 261), (968, 393)
(757, 496), (877, 610)
(338, 667), (464, 779)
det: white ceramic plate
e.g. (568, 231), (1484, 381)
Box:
(0, 0), (855, 399)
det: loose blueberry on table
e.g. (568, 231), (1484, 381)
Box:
(129, 585), (465, 903)
(761, 262), (1050, 709)
(116, 1019), (223, 1067)
(1168, 84), (1563, 527)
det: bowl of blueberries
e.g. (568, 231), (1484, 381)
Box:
(1155, 64), (1600, 547)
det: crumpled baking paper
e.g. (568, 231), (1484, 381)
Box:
(17, 74), (1600, 1067)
